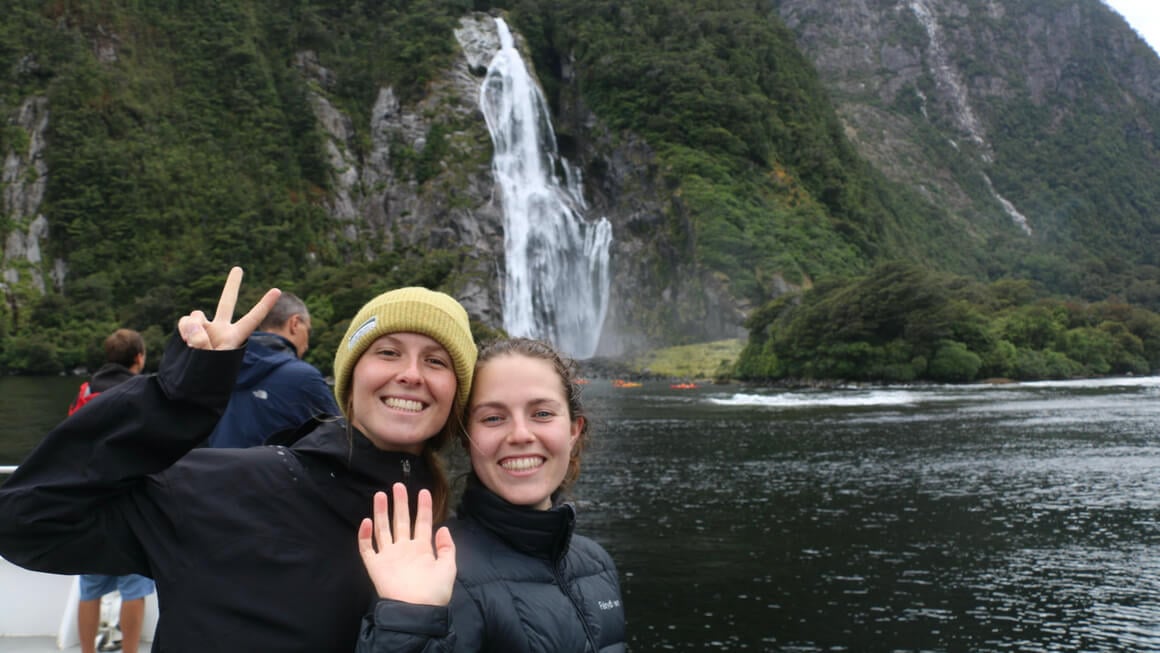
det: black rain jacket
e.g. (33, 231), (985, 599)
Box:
(0, 337), (433, 652)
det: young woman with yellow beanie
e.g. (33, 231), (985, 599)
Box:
(0, 267), (478, 653)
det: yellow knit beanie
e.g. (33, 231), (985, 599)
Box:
(333, 287), (477, 414)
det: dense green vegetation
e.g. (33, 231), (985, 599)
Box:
(627, 338), (744, 382)
(1, 0), (1158, 382)
(0, 0), (473, 374)
(737, 262), (1160, 383)
(500, 0), (992, 302)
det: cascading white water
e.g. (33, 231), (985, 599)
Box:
(479, 17), (612, 359)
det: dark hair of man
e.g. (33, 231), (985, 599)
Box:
(104, 329), (145, 368)
(259, 292), (309, 331)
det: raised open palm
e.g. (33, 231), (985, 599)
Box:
(358, 483), (457, 606)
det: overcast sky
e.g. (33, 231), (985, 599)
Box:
(1103, 0), (1160, 56)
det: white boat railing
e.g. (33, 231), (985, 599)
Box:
(1, 555), (159, 646)
(0, 555), (75, 640)
(0, 464), (161, 646)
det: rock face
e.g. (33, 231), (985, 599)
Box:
(547, 46), (749, 355)
(295, 15), (506, 328)
(2, 96), (55, 301)
(772, 0), (1160, 235)
(298, 12), (746, 355)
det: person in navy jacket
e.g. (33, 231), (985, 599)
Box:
(207, 291), (339, 448)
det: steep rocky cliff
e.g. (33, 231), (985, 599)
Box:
(773, 0), (1160, 272)
(1, 95), (57, 318)
(294, 16), (506, 328)
(296, 12), (746, 355)
(2, 1), (1159, 370)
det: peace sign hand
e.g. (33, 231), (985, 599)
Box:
(177, 267), (281, 351)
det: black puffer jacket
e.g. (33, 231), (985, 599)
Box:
(0, 337), (433, 653)
(358, 478), (627, 653)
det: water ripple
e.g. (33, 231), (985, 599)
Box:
(572, 381), (1160, 651)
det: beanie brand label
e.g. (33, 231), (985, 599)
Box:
(348, 317), (377, 350)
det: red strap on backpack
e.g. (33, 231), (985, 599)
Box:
(68, 381), (99, 416)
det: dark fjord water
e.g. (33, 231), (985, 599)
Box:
(3, 376), (1158, 651)
(572, 378), (1160, 652)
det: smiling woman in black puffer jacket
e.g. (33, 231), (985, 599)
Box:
(357, 338), (627, 653)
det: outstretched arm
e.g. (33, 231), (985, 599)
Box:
(0, 267), (279, 575)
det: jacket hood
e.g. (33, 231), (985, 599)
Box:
(235, 333), (298, 390)
(89, 363), (136, 393)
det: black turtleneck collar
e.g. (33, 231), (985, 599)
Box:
(457, 475), (576, 562)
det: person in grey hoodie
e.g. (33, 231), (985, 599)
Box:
(207, 291), (339, 448)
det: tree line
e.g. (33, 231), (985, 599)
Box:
(3, 1), (1160, 379)
(737, 262), (1160, 384)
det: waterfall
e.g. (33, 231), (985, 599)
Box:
(479, 17), (612, 359)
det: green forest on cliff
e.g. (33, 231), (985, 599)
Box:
(737, 262), (1160, 384)
(1, 0), (477, 373)
(2, 0), (1159, 382)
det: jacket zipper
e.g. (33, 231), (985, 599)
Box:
(401, 459), (411, 484)
(553, 562), (598, 652)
